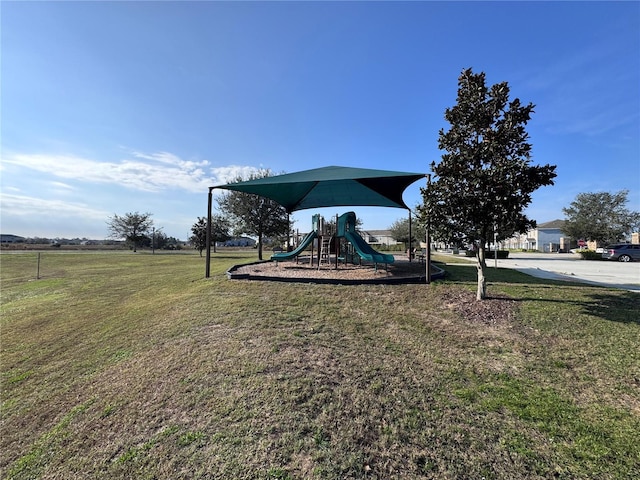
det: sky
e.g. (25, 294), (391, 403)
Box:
(1, 1), (639, 240)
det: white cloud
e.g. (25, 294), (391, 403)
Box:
(1, 193), (109, 220)
(210, 165), (260, 185)
(1, 152), (261, 193)
(50, 181), (75, 190)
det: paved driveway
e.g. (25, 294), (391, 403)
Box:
(487, 252), (640, 291)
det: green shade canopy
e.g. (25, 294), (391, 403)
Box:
(213, 166), (426, 213)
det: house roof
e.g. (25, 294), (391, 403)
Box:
(212, 166), (426, 213)
(0, 234), (25, 241)
(537, 219), (565, 229)
(363, 230), (394, 237)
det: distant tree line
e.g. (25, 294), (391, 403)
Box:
(3, 237), (124, 245)
(106, 212), (182, 252)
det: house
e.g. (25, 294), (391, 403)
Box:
(288, 229), (399, 248)
(220, 236), (256, 247)
(360, 230), (399, 247)
(1, 234), (25, 244)
(504, 220), (566, 252)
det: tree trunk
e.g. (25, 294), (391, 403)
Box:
(476, 244), (487, 300)
(257, 232), (263, 260)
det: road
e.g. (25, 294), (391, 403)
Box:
(482, 252), (640, 292)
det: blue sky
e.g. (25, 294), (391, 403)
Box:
(2, 1), (638, 240)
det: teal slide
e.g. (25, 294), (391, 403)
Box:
(343, 231), (395, 265)
(271, 231), (317, 261)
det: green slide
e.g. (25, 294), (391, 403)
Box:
(271, 230), (317, 261)
(343, 231), (395, 265)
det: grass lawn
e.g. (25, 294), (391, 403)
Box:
(1, 251), (639, 479)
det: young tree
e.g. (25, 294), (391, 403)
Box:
(190, 215), (230, 256)
(391, 216), (420, 243)
(106, 212), (154, 252)
(217, 170), (289, 260)
(151, 230), (180, 250)
(562, 190), (640, 246)
(418, 69), (556, 300)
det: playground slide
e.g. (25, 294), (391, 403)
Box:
(271, 231), (317, 261)
(343, 231), (395, 265)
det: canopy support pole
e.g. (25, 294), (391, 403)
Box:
(335, 213), (339, 270)
(409, 210), (412, 262)
(205, 187), (213, 278)
(425, 175), (431, 285)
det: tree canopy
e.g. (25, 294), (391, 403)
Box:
(190, 215), (230, 256)
(151, 231), (181, 250)
(562, 190), (640, 245)
(106, 212), (154, 252)
(418, 68), (557, 299)
(217, 170), (289, 260)
(389, 217), (419, 246)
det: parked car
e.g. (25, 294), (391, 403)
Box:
(601, 244), (640, 262)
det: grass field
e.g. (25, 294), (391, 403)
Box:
(1, 251), (639, 479)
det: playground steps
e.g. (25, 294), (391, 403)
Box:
(318, 236), (331, 268)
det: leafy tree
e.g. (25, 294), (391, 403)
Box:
(190, 215), (230, 256)
(151, 229), (166, 250)
(418, 69), (556, 300)
(106, 212), (154, 252)
(562, 190), (640, 245)
(217, 170), (289, 260)
(388, 217), (419, 245)
(152, 230), (181, 250)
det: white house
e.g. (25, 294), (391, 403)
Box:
(360, 230), (399, 247)
(505, 220), (566, 252)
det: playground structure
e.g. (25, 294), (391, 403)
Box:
(206, 166), (430, 281)
(271, 212), (395, 271)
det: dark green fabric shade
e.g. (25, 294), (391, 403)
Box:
(213, 166), (426, 213)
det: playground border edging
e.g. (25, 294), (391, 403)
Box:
(226, 261), (445, 285)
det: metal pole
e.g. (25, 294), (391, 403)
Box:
(205, 187), (213, 278)
(37, 252), (41, 280)
(494, 226), (498, 269)
(425, 174), (431, 284)
(408, 210), (412, 262)
(152, 227), (155, 254)
(335, 213), (339, 269)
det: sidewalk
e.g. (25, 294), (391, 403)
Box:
(447, 252), (640, 292)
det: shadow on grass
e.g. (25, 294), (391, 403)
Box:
(440, 263), (640, 325)
(439, 263), (583, 287)
(581, 291), (640, 325)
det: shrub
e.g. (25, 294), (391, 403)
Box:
(485, 250), (510, 259)
(578, 250), (604, 261)
(465, 250), (509, 259)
